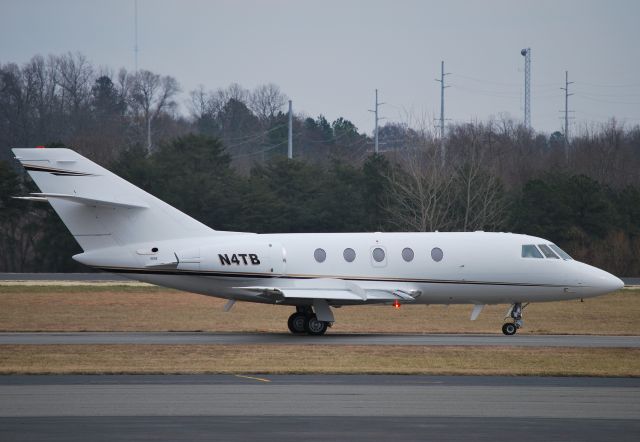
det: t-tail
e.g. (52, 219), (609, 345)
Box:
(12, 148), (217, 251)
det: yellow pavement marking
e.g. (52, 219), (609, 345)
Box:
(234, 374), (271, 383)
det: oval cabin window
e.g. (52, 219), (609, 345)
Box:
(402, 247), (414, 262)
(372, 247), (385, 263)
(343, 248), (356, 262)
(314, 248), (327, 263)
(431, 247), (443, 262)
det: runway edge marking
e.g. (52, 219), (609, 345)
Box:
(235, 374), (271, 383)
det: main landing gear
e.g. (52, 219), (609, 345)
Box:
(502, 302), (524, 336)
(287, 306), (331, 336)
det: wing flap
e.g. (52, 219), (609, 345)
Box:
(235, 286), (364, 301)
(235, 284), (418, 303)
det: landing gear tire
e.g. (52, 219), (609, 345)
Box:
(287, 313), (307, 334)
(304, 315), (328, 336)
(502, 323), (517, 336)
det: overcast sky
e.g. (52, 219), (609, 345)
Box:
(2, 0), (639, 135)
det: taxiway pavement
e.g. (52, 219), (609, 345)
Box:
(0, 375), (638, 441)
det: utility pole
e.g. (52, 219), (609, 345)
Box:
(521, 48), (531, 129)
(560, 70), (574, 161)
(369, 89), (385, 154)
(287, 100), (293, 159)
(134, 0), (139, 71)
(435, 60), (450, 164)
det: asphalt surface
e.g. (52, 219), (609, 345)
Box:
(1, 331), (638, 347)
(1, 375), (639, 441)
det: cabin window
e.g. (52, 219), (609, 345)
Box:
(549, 244), (572, 260)
(372, 247), (385, 262)
(521, 245), (543, 258)
(314, 248), (327, 263)
(431, 247), (444, 262)
(538, 244), (560, 259)
(402, 247), (414, 262)
(343, 248), (356, 262)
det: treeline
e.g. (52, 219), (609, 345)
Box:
(1, 54), (639, 275)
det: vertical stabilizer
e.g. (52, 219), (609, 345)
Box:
(12, 148), (216, 251)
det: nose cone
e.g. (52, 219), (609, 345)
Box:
(605, 274), (625, 292)
(572, 262), (625, 297)
(589, 269), (624, 295)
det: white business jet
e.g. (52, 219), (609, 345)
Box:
(12, 148), (624, 335)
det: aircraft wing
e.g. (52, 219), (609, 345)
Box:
(234, 281), (418, 304)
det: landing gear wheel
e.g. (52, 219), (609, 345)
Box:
(304, 315), (328, 336)
(502, 323), (517, 336)
(287, 313), (307, 334)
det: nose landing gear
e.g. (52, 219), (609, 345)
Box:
(502, 302), (526, 335)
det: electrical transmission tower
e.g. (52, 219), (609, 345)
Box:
(287, 100), (293, 159)
(435, 60), (450, 164)
(134, 0), (139, 71)
(521, 48), (531, 129)
(560, 70), (574, 161)
(369, 89), (385, 154)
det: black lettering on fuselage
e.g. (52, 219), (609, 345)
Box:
(219, 253), (261, 266)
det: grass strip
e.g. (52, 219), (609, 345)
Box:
(1, 289), (638, 335)
(1, 345), (638, 377)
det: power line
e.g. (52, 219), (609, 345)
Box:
(574, 94), (640, 105)
(454, 73), (556, 89)
(228, 140), (289, 160)
(576, 81), (640, 88)
(223, 124), (287, 149)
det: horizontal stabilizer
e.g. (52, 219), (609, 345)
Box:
(12, 196), (49, 202)
(29, 193), (149, 209)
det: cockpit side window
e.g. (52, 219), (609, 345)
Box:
(522, 244), (543, 258)
(549, 244), (572, 260)
(538, 244), (559, 259)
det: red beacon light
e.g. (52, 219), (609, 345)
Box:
(393, 300), (401, 309)
(35, 145), (45, 149)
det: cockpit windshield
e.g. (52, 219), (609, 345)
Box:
(549, 244), (572, 260)
(538, 244), (560, 259)
(522, 243), (572, 260)
(521, 244), (543, 258)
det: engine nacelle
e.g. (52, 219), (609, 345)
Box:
(176, 240), (285, 275)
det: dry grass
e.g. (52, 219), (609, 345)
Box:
(0, 286), (638, 334)
(0, 345), (638, 376)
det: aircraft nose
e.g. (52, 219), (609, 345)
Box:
(596, 272), (624, 293)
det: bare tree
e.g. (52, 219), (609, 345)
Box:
(383, 147), (457, 232)
(188, 85), (210, 120)
(55, 52), (93, 116)
(249, 83), (287, 121)
(449, 123), (508, 231)
(129, 70), (180, 152)
(219, 83), (249, 104)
